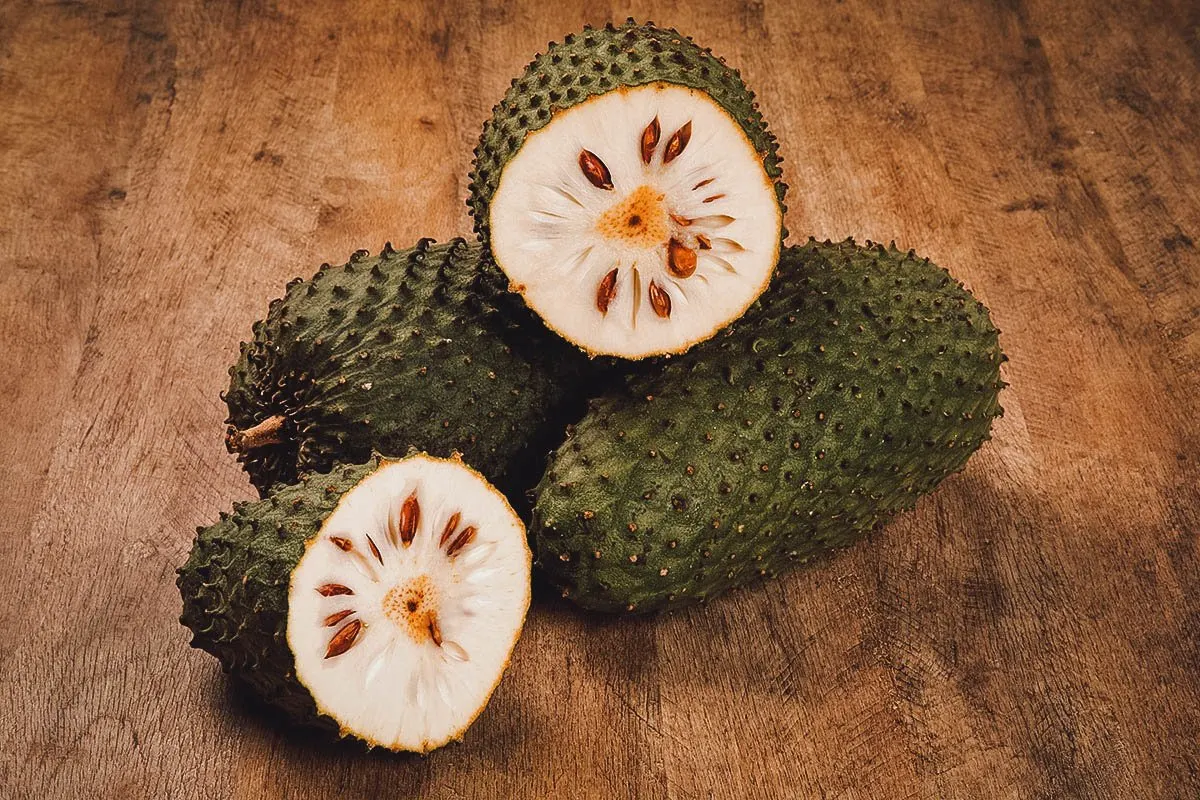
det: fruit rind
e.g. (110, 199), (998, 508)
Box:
(532, 239), (1006, 613)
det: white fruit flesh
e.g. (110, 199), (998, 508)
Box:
(288, 455), (530, 752)
(489, 82), (782, 358)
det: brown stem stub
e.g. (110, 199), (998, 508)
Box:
(226, 414), (286, 453)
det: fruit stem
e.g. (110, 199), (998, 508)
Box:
(226, 414), (286, 453)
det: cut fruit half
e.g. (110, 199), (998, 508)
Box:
(178, 454), (531, 753)
(470, 21), (786, 359)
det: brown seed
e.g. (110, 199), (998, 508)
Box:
(323, 609), (354, 627)
(439, 511), (462, 547)
(396, 492), (419, 546)
(640, 116), (660, 164)
(578, 149), (613, 190)
(325, 619), (362, 659)
(696, 234), (712, 250)
(446, 526), (477, 557)
(693, 177), (715, 190)
(663, 121), (692, 164)
(648, 281), (672, 318)
(366, 534), (383, 564)
(596, 268), (618, 314)
(330, 536), (353, 552)
(429, 617), (443, 647)
(670, 213), (692, 227)
(667, 238), (697, 278)
(316, 583), (353, 597)
(702, 193), (726, 204)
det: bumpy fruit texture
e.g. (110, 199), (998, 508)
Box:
(222, 238), (583, 497)
(178, 454), (532, 751)
(468, 20), (788, 359)
(468, 19), (786, 246)
(533, 240), (1006, 613)
(178, 461), (367, 733)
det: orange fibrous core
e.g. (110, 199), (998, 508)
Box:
(595, 185), (668, 247)
(383, 575), (438, 643)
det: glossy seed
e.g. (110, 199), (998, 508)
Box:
(447, 526), (477, 557)
(667, 239), (697, 278)
(663, 121), (692, 164)
(696, 234), (712, 250)
(395, 492), (419, 546)
(579, 149), (613, 190)
(323, 609), (354, 627)
(439, 511), (462, 547)
(640, 116), (660, 164)
(648, 281), (672, 318)
(366, 534), (383, 564)
(429, 617), (443, 647)
(325, 619), (362, 658)
(330, 536), (353, 552)
(596, 268), (618, 314)
(316, 583), (353, 597)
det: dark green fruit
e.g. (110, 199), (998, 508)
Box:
(468, 19), (787, 358)
(222, 238), (584, 499)
(178, 453), (531, 752)
(533, 239), (1006, 613)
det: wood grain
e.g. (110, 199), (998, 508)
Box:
(2, 1), (1198, 797)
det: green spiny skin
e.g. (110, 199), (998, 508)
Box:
(467, 18), (787, 248)
(177, 459), (377, 733)
(223, 238), (585, 499)
(533, 240), (1006, 613)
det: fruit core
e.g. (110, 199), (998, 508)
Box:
(383, 574), (441, 644)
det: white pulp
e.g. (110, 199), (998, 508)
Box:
(490, 82), (781, 358)
(288, 455), (530, 752)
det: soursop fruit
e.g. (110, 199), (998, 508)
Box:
(533, 239), (1005, 613)
(469, 19), (787, 359)
(178, 453), (531, 752)
(222, 237), (584, 498)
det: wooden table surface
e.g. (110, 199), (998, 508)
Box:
(3, 1), (1199, 797)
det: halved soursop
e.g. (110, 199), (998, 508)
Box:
(533, 240), (1006, 613)
(178, 453), (530, 752)
(222, 237), (584, 498)
(469, 20), (786, 359)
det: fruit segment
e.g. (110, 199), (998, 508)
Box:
(469, 21), (787, 359)
(178, 454), (531, 752)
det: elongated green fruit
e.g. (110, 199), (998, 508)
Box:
(222, 238), (584, 497)
(533, 240), (1006, 613)
(469, 19), (787, 358)
(178, 454), (531, 752)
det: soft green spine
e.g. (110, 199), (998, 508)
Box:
(468, 19), (787, 247)
(222, 238), (584, 497)
(532, 240), (1006, 613)
(177, 460), (378, 732)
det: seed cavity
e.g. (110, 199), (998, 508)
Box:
(325, 619), (362, 659)
(640, 116), (660, 165)
(663, 121), (692, 164)
(579, 149), (614, 190)
(596, 268), (619, 314)
(648, 281), (672, 318)
(696, 234), (712, 250)
(667, 238), (697, 278)
(317, 583), (353, 597)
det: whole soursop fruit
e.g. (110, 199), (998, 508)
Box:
(178, 453), (531, 752)
(222, 237), (585, 498)
(533, 239), (1005, 613)
(469, 19), (787, 359)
